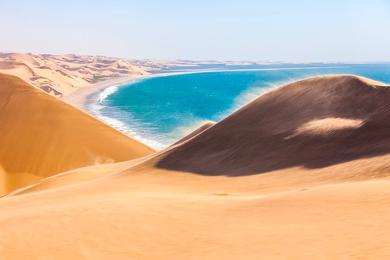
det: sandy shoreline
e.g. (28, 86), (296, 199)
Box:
(62, 76), (145, 110)
(62, 71), (197, 111)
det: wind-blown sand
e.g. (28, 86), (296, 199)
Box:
(1, 75), (390, 259)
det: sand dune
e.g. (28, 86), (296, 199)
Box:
(157, 75), (390, 175)
(0, 73), (153, 194)
(0, 52), (149, 97)
(2, 75), (390, 258)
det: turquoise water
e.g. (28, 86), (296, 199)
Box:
(93, 64), (390, 149)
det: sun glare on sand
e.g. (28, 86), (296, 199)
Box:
(291, 117), (364, 137)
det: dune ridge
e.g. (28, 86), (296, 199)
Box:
(2, 75), (390, 258)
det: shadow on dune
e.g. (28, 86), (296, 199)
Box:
(155, 75), (390, 176)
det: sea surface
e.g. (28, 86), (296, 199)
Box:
(89, 64), (390, 149)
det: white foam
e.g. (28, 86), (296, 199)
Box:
(98, 85), (119, 103)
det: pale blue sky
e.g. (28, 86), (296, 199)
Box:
(0, 0), (389, 62)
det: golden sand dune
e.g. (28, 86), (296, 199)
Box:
(2, 75), (390, 259)
(0, 73), (154, 194)
(0, 52), (149, 97)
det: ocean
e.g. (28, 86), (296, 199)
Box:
(89, 64), (390, 149)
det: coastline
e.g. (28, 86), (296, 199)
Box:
(62, 75), (145, 110)
(60, 71), (197, 150)
(62, 71), (195, 111)
(62, 65), (352, 112)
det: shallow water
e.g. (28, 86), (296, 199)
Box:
(90, 64), (390, 149)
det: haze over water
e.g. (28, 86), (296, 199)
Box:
(93, 64), (390, 149)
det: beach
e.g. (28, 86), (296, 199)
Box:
(62, 75), (144, 110)
(62, 71), (194, 112)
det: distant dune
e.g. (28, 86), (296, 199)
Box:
(2, 75), (390, 259)
(0, 52), (150, 97)
(0, 73), (154, 194)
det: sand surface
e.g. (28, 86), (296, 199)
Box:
(1, 75), (390, 259)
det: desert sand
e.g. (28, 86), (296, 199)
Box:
(1, 75), (390, 259)
(0, 52), (150, 97)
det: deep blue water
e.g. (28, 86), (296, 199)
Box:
(92, 64), (390, 149)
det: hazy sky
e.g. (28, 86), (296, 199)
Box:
(1, 0), (389, 62)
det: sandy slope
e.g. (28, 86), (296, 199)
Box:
(2, 174), (390, 259)
(0, 73), (154, 194)
(2, 75), (390, 259)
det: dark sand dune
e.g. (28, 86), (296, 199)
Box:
(0, 73), (153, 194)
(156, 75), (390, 176)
